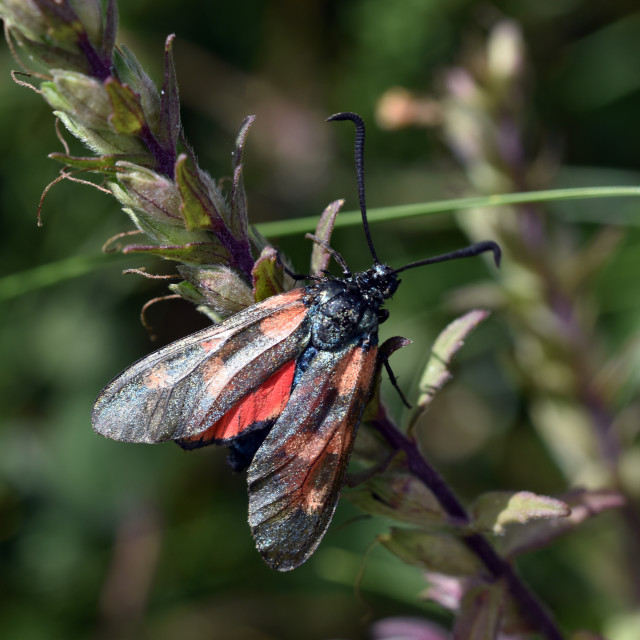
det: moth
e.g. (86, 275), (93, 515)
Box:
(92, 112), (500, 571)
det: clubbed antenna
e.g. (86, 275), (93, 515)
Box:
(327, 112), (379, 263)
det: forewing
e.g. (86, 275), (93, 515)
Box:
(92, 288), (309, 444)
(176, 358), (296, 449)
(247, 340), (378, 571)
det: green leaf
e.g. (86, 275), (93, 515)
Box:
(175, 152), (220, 232)
(453, 580), (505, 640)
(0, 2), (50, 42)
(101, 0), (118, 61)
(409, 310), (489, 434)
(105, 77), (147, 136)
(229, 115), (254, 241)
(54, 111), (147, 155)
(381, 528), (481, 576)
(122, 242), (231, 265)
(31, 0), (86, 48)
(8, 30), (89, 73)
(570, 632), (608, 640)
(167, 279), (206, 306)
(309, 199), (344, 275)
(598, 612), (640, 640)
(111, 45), (161, 132)
(112, 163), (183, 224)
(471, 491), (570, 535)
(251, 246), (294, 302)
(360, 378), (382, 425)
(68, 0), (103, 47)
(48, 152), (149, 172)
(43, 70), (112, 129)
(122, 205), (213, 249)
(158, 34), (181, 151)
(498, 489), (625, 558)
(347, 471), (446, 527)
(349, 419), (391, 464)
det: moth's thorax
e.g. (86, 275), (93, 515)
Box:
(305, 263), (398, 350)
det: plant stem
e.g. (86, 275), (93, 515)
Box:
(372, 405), (565, 640)
(259, 185), (640, 237)
(0, 253), (123, 302)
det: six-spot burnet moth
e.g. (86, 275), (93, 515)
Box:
(92, 112), (501, 571)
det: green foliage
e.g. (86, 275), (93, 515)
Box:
(470, 491), (570, 535)
(2, 1), (640, 639)
(380, 528), (482, 576)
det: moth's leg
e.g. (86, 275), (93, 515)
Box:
(381, 356), (411, 409)
(275, 251), (322, 283)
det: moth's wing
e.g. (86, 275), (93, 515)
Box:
(247, 340), (378, 571)
(92, 288), (310, 444)
(176, 358), (296, 451)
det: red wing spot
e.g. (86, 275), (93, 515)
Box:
(198, 355), (230, 398)
(181, 359), (297, 445)
(303, 483), (331, 512)
(259, 304), (307, 339)
(259, 288), (304, 309)
(200, 336), (224, 352)
(335, 347), (376, 397)
(143, 363), (170, 389)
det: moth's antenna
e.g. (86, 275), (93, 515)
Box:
(327, 112), (379, 264)
(392, 240), (501, 274)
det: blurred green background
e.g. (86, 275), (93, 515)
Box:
(2, 1), (640, 638)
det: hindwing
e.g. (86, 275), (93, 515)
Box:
(247, 338), (378, 571)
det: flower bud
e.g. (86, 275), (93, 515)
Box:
(110, 162), (182, 225)
(42, 70), (112, 130)
(179, 265), (253, 317)
(54, 110), (147, 156)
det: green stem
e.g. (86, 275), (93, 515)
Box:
(259, 185), (640, 237)
(3, 185), (639, 300)
(0, 253), (120, 302)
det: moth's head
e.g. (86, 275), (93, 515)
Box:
(356, 262), (400, 304)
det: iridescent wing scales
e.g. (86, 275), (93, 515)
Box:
(92, 289), (310, 444)
(247, 339), (378, 571)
